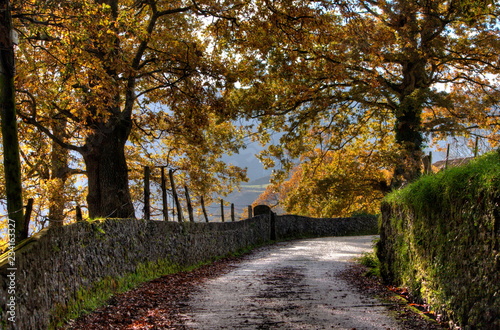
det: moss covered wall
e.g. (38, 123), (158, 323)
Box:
(0, 214), (377, 329)
(378, 152), (500, 329)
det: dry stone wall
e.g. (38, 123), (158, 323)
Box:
(276, 215), (378, 238)
(378, 153), (500, 329)
(0, 214), (377, 329)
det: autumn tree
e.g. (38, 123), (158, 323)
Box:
(216, 0), (500, 190)
(254, 128), (394, 217)
(12, 0), (247, 219)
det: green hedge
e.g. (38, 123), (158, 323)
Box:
(378, 151), (500, 329)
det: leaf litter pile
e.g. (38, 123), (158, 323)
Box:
(65, 249), (445, 329)
(339, 263), (447, 329)
(64, 256), (244, 329)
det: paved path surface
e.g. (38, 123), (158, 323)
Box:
(181, 236), (401, 329)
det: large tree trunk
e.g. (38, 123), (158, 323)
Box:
(83, 122), (135, 219)
(0, 0), (25, 242)
(391, 57), (428, 188)
(391, 89), (426, 188)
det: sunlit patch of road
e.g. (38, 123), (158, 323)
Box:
(181, 236), (402, 329)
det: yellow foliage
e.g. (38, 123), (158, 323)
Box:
(221, 0), (500, 191)
(1, 0), (251, 223)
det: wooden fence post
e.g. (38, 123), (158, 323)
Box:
(143, 166), (150, 220)
(423, 152), (432, 175)
(445, 144), (450, 169)
(220, 199), (225, 222)
(22, 198), (34, 239)
(184, 185), (195, 222)
(200, 196), (209, 222)
(169, 169), (183, 222)
(76, 205), (83, 222)
(231, 203), (235, 222)
(248, 205), (252, 219)
(474, 136), (479, 157)
(428, 151), (432, 174)
(161, 167), (168, 221)
(171, 190), (175, 219)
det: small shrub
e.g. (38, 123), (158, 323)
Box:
(359, 251), (381, 278)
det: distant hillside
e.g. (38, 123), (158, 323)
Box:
(248, 176), (271, 186)
(433, 157), (474, 171)
(225, 175), (271, 215)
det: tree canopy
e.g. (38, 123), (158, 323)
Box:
(215, 0), (500, 215)
(10, 0), (247, 221)
(1, 0), (500, 231)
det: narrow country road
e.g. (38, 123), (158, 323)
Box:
(180, 236), (401, 329)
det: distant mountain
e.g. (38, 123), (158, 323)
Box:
(221, 135), (275, 181)
(248, 176), (271, 186)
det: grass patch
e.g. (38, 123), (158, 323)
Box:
(385, 151), (500, 213)
(50, 259), (184, 329)
(359, 251), (381, 278)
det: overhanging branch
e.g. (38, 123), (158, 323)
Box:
(18, 112), (84, 153)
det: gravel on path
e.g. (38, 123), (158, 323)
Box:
(181, 236), (402, 329)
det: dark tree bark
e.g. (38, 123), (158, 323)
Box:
(82, 119), (135, 219)
(392, 87), (427, 188)
(390, 41), (429, 187)
(0, 0), (25, 242)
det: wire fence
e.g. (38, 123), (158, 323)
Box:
(139, 166), (255, 223)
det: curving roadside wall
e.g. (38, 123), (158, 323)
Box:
(377, 153), (500, 329)
(0, 214), (377, 329)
